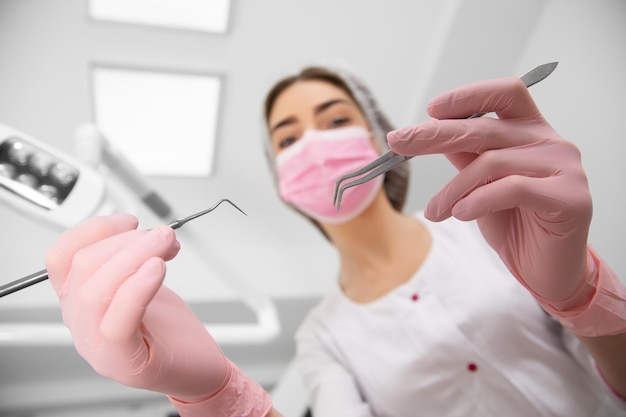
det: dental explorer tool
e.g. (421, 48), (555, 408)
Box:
(0, 199), (246, 298)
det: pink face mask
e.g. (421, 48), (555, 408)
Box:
(276, 126), (384, 224)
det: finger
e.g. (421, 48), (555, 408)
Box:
(61, 230), (141, 294)
(61, 228), (179, 300)
(450, 176), (560, 221)
(427, 77), (541, 121)
(429, 175), (590, 225)
(423, 147), (561, 221)
(388, 116), (543, 157)
(74, 259), (166, 384)
(74, 226), (178, 335)
(58, 230), (143, 334)
(46, 214), (139, 295)
(100, 256), (165, 347)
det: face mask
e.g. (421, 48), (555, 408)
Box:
(276, 126), (384, 224)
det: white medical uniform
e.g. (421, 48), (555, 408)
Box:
(295, 212), (625, 417)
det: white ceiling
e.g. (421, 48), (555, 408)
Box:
(2, 0), (625, 414)
(0, 0), (547, 303)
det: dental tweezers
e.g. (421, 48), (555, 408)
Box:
(333, 62), (559, 210)
(0, 199), (246, 298)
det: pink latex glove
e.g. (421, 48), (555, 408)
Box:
(388, 77), (626, 336)
(45, 214), (272, 416)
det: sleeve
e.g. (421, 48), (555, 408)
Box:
(295, 319), (375, 417)
(532, 246), (626, 337)
(168, 359), (273, 417)
(559, 326), (626, 412)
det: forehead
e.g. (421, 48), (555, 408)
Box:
(268, 80), (356, 124)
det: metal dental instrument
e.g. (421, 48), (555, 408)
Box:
(333, 61), (559, 210)
(0, 198), (246, 298)
(165, 198), (247, 229)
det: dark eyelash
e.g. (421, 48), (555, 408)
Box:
(331, 117), (350, 126)
(279, 136), (297, 149)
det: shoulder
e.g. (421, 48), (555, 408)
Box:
(295, 289), (342, 341)
(294, 284), (367, 351)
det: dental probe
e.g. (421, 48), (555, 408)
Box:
(0, 199), (246, 298)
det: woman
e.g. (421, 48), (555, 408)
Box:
(45, 65), (626, 417)
(263, 66), (626, 416)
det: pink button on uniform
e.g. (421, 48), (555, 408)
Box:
(411, 293), (419, 302)
(467, 363), (478, 372)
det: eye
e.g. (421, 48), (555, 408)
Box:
(329, 117), (350, 128)
(278, 136), (298, 149)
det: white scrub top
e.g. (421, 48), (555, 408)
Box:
(295, 212), (625, 417)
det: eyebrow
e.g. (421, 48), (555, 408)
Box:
(269, 98), (350, 134)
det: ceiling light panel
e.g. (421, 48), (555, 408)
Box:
(88, 0), (231, 33)
(92, 66), (222, 177)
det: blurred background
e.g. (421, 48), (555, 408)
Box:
(0, 0), (624, 416)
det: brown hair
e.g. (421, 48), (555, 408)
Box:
(263, 66), (409, 241)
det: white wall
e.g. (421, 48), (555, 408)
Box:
(516, 0), (626, 282)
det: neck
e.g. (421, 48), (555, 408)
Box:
(322, 192), (431, 301)
(325, 193), (406, 257)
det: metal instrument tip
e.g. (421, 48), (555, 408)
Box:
(168, 199), (247, 230)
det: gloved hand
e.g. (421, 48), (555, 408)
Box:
(45, 214), (272, 416)
(387, 77), (625, 336)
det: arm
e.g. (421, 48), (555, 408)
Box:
(537, 246), (626, 398)
(296, 322), (375, 417)
(562, 247), (626, 399)
(578, 332), (626, 401)
(387, 76), (626, 396)
(45, 214), (274, 417)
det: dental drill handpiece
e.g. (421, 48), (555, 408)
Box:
(0, 199), (246, 298)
